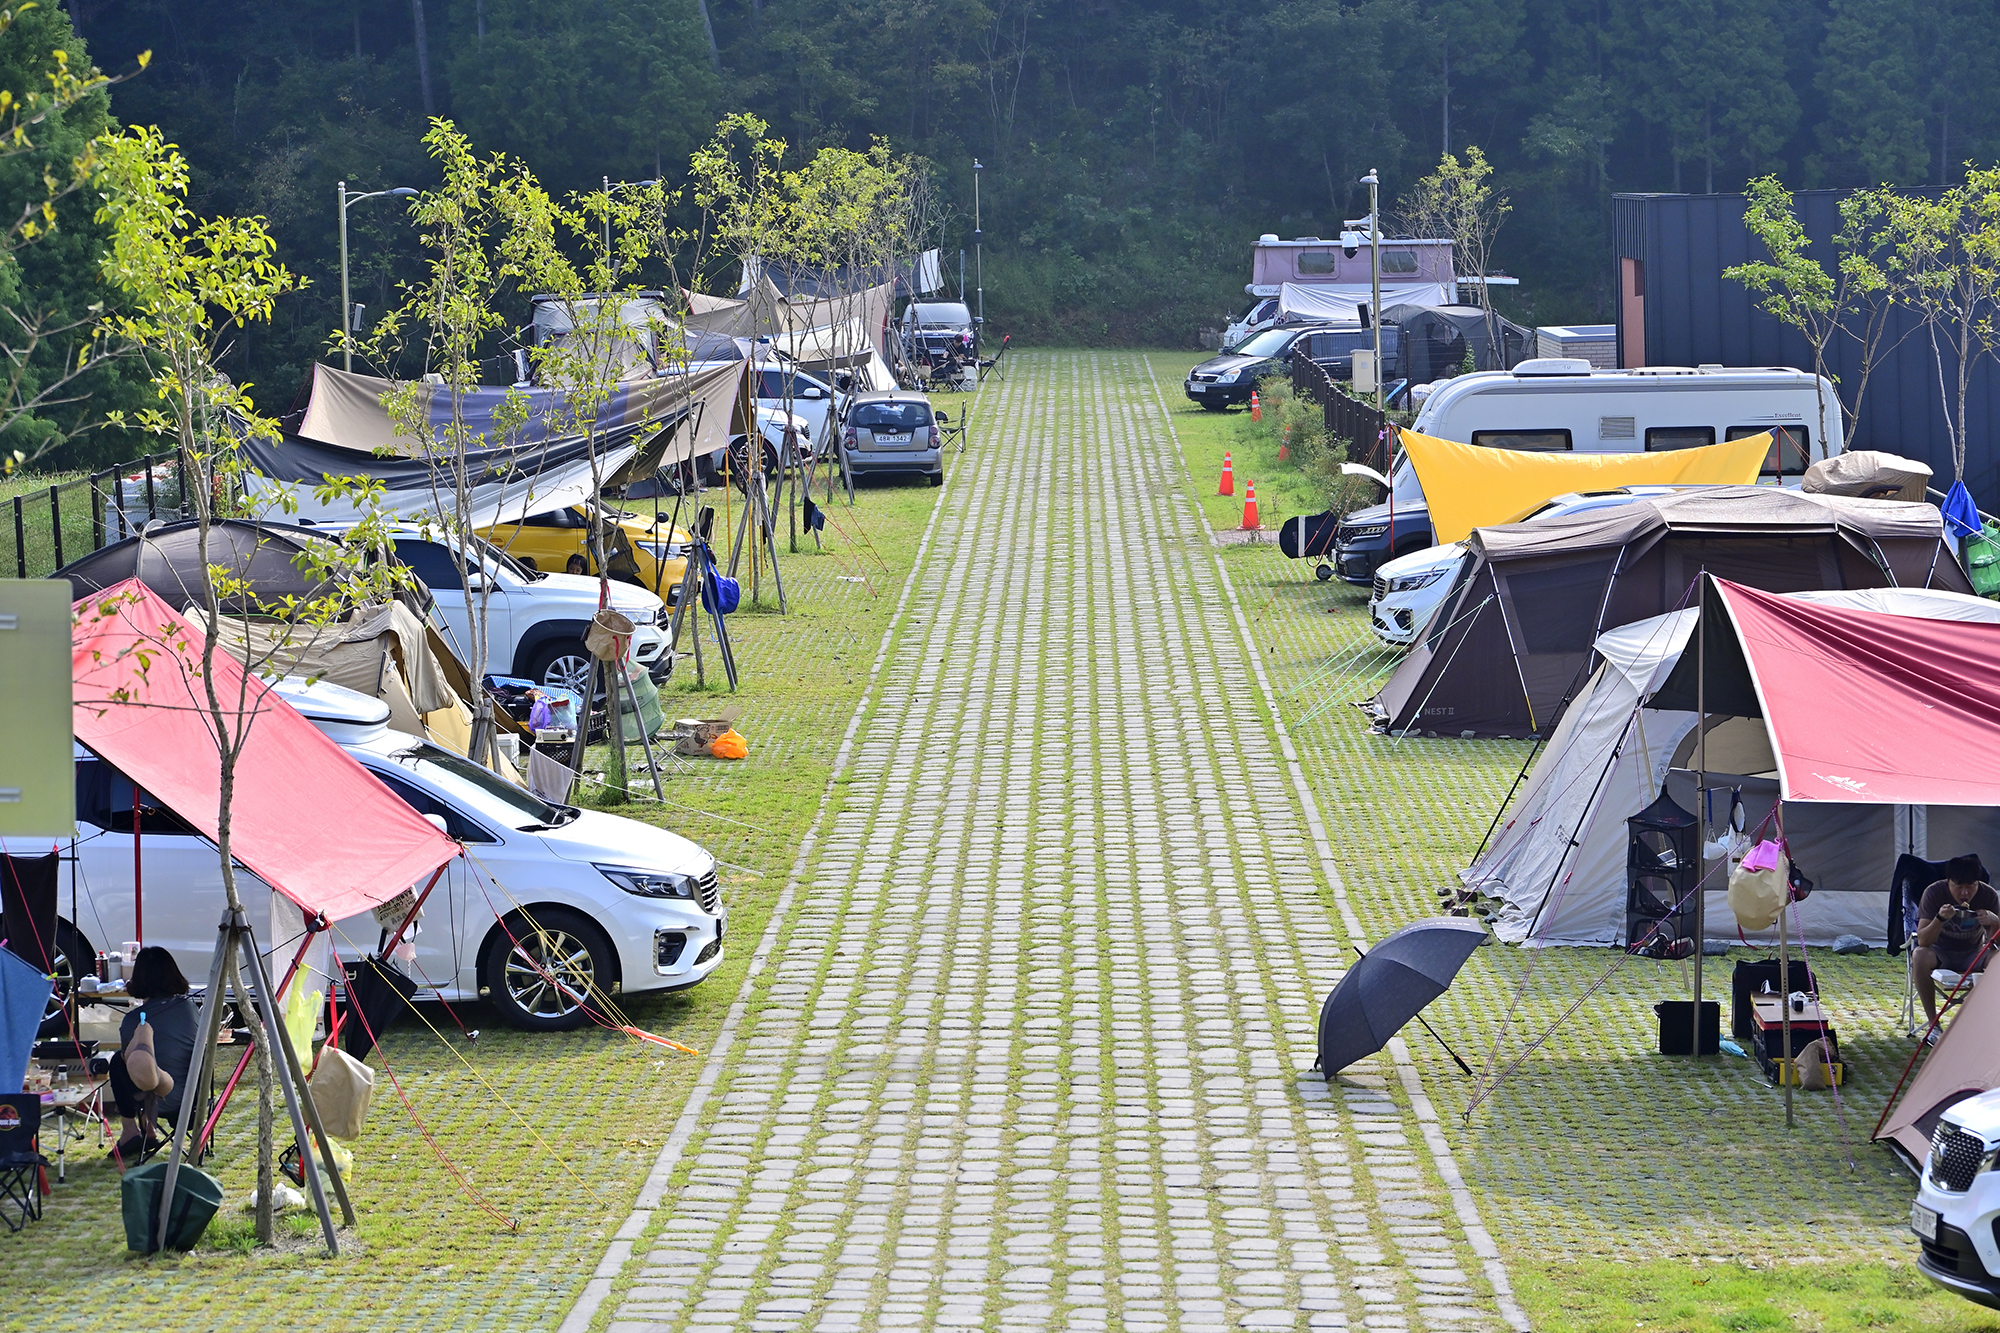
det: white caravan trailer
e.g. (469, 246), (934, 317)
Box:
(1409, 361), (1845, 480)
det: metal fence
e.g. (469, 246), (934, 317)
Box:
(1292, 357), (1390, 473)
(5, 451), (190, 580)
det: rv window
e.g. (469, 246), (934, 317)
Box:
(1645, 426), (1716, 451)
(1381, 251), (1419, 274)
(1471, 430), (1573, 452)
(1296, 250), (1339, 275)
(1728, 425), (1810, 477)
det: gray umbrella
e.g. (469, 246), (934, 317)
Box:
(1317, 917), (1487, 1076)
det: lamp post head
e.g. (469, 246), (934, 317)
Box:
(973, 159), (984, 172)
(1360, 169), (1379, 187)
(389, 187), (418, 198)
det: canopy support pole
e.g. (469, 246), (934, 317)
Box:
(1694, 576), (1706, 1060)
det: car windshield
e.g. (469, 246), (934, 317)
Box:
(913, 303), (971, 327)
(390, 742), (579, 830)
(854, 401), (933, 429)
(1236, 329), (1296, 358)
(1389, 456), (1426, 505)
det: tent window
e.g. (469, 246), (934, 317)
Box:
(1381, 250), (1419, 274)
(1506, 557), (1615, 653)
(1728, 424), (1810, 477)
(1646, 426), (1715, 451)
(1296, 250), (1339, 275)
(1471, 429), (1573, 452)
(392, 540), (465, 592)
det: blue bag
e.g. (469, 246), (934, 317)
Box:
(702, 553), (741, 615)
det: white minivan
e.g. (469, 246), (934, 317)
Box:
(63, 679), (725, 1031)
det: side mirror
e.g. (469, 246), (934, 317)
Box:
(423, 813), (450, 835)
(802, 386), (824, 399)
(936, 410), (950, 422)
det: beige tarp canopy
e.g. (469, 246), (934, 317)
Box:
(1879, 968), (2000, 1163)
(683, 277), (895, 356)
(298, 361), (744, 472)
(207, 601), (524, 763)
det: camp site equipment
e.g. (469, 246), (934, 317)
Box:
(121, 1159), (223, 1252)
(1316, 918), (1486, 1076)
(1370, 486), (1972, 739)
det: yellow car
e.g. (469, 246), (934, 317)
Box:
(480, 504), (691, 602)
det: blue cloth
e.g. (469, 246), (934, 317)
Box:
(0, 946), (50, 1096)
(1941, 481), (1983, 542)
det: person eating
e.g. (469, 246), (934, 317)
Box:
(1913, 855), (2000, 1035)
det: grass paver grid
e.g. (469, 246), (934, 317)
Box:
(587, 350), (1514, 1333)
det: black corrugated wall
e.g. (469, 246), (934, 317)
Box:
(1612, 190), (2000, 509)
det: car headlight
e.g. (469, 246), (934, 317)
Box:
(1343, 524), (1388, 541)
(1385, 567), (1448, 594)
(635, 540), (683, 560)
(614, 604), (662, 626)
(1215, 369), (1240, 383)
(596, 864), (697, 898)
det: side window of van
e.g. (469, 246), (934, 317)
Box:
(1728, 425), (1810, 477)
(1645, 426), (1716, 451)
(1471, 429), (1572, 451)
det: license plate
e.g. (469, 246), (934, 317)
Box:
(1188, 383), (1206, 392)
(877, 433), (912, 446)
(1913, 1202), (1940, 1241)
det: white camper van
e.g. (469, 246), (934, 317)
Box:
(1411, 361), (1843, 476)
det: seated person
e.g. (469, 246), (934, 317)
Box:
(1913, 854), (2000, 1031)
(109, 947), (197, 1160)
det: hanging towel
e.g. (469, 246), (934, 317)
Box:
(527, 748), (577, 804)
(1941, 480), (1983, 542)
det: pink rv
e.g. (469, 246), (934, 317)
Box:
(1224, 235), (1458, 347)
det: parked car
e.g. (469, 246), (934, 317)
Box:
(840, 390), (943, 486)
(1222, 297), (1280, 349)
(1365, 485), (1703, 644)
(479, 503), (691, 603)
(753, 362), (842, 455)
(313, 522), (673, 695)
(1300, 325), (1403, 382)
(1183, 325), (1326, 410)
(1911, 1085), (2000, 1309)
(62, 678), (726, 1031)
(899, 301), (976, 362)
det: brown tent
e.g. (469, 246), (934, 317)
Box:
(1879, 969), (2000, 1166)
(1367, 486), (1974, 739)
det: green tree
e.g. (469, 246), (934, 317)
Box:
(1629, 0), (1799, 194)
(1809, 0), (1927, 186)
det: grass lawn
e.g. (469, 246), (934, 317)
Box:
(1138, 352), (1976, 1333)
(0, 397), (965, 1328)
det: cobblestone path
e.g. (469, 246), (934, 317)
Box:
(570, 353), (1527, 1333)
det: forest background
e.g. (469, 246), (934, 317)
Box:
(12, 0), (2000, 467)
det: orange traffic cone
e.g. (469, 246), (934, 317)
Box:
(1240, 481), (1261, 531)
(1218, 451), (1235, 497)
(1250, 389), (1262, 421)
(1278, 425), (1291, 462)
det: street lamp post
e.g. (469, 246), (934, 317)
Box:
(1362, 169), (1382, 416)
(972, 159), (984, 361)
(338, 181), (418, 372)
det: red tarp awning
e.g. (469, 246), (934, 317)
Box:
(1719, 578), (2000, 806)
(71, 579), (459, 920)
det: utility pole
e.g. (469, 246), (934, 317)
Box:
(1365, 169), (1382, 417)
(973, 159), (985, 361)
(338, 182), (419, 372)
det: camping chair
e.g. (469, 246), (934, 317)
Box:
(0, 1094), (47, 1232)
(1895, 854), (1951, 1034)
(977, 334), (1010, 384)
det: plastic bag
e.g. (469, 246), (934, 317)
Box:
(308, 1045), (377, 1141)
(709, 728), (748, 760)
(1729, 839), (1789, 931)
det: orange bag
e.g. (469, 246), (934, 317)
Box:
(709, 728), (748, 760)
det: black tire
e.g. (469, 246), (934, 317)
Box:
(1200, 400), (1228, 412)
(927, 470), (944, 488)
(527, 638), (595, 698)
(40, 919), (93, 1032)
(481, 907), (619, 1032)
(1315, 564), (1334, 582)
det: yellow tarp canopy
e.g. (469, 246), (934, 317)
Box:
(1401, 427), (1773, 544)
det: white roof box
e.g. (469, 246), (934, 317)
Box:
(268, 675), (391, 745)
(1512, 358), (1593, 377)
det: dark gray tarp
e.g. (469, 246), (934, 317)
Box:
(1368, 486), (1974, 739)
(57, 519), (341, 611)
(1381, 302), (1533, 377)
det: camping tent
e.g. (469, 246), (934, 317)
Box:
(57, 519), (340, 612)
(1464, 587), (2000, 946)
(1367, 486), (1972, 739)
(71, 580), (459, 923)
(1399, 428), (1772, 544)
(1381, 302), (1534, 377)
(1878, 965), (2000, 1164)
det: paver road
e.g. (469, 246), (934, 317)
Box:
(569, 353), (1526, 1333)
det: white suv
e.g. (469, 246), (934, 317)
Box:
(1367, 486), (1703, 645)
(335, 524), (673, 695)
(1912, 1086), (2000, 1309)
(63, 678), (725, 1031)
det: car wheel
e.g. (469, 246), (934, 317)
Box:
(1200, 400), (1228, 412)
(528, 639), (595, 697)
(483, 907), (617, 1032)
(1315, 564), (1334, 582)
(928, 470), (943, 488)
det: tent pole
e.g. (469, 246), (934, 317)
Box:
(1694, 575), (1706, 1059)
(239, 917), (355, 1228)
(1780, 896), (1794, 1129)
(155, 909), (234, 1252)
(233, 917), (341, 1249)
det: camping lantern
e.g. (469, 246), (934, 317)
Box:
(1626, 791), (1700, 958)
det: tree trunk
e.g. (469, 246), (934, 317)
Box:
(411, 0), (436, 117)
(694, 0), (721, 72)
(1441, 37), (1450, 156)
(242, 951), (277, 1244)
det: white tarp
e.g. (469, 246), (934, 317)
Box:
(1277, 281), (1452, 326)
(1465, 588), (2000, 947)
